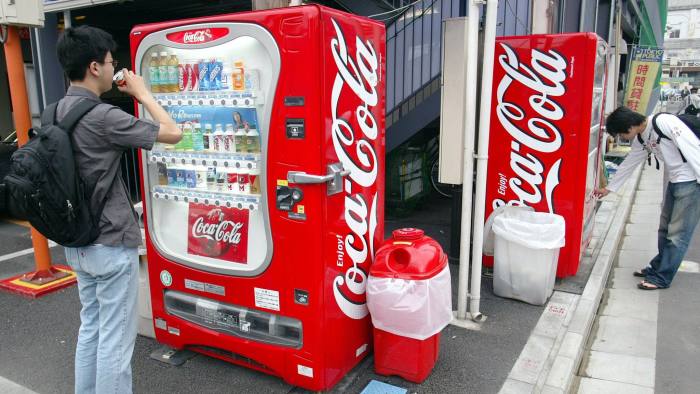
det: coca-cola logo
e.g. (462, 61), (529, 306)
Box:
(188, 204), (249, 263)
(329, 19), (381, 320)
(192, 217), (244, 244)
(492, 43), (568, 213)
(166, 28), (229, 45)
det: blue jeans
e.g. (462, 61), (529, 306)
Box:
(65, 245), (138, 394)
(645, 181), (700, 288)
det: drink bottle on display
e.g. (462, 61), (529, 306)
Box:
(168, 54), (179, 92)
(180, 123), (193, 151)
(232, 60), (245, 91)
(246, 128), (260, 153)
(159, 51), (169, 92)
(202, 123), (213, 151)
(234, 128), (246, 153)
(192, 122), (204, 152)
(245, 68), (260, 91)
(213, 124), (225, 152)
(224, 124), (235, 153)
(149, 52), (160, 92)
(173, 123), (185, 150)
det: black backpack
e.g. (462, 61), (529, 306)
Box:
(636, 112), (700, 168)
(1, 99), (105, 247)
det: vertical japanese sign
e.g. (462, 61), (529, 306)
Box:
(624, 46), (664, 114)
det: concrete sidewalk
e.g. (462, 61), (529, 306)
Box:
(577, 165), (700, 393)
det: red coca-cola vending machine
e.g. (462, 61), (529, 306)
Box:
(130, 6), (385, 391)
(484, 33), (608, 278)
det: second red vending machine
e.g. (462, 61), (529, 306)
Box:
(130, 5), (385, 391)
(484, 33), (608, 278)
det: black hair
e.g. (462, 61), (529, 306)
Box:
(605, 106), (647, 136)
(691, 87), (698, 93)
(56, 25), (117, 81)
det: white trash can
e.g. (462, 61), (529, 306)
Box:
(491, 209), (565, 305)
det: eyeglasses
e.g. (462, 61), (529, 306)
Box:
(102, 59), (119, 69)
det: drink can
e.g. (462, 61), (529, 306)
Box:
(206, 167), (217, 190)
(216, 170), (227, 192)
(249, 168), (261, 194)
(226, 170), (238, 192)
(185, 168), (197, 189)
(198, 60), (210, 91)
(195, 166), (208, 189)
(175, 168), (186, 188)
(167, 167), (177, 187)
(209, 59), (223, 91)
(178, 64), (187, 92)
(113, 70), (126, 87)
(237, 169), (250, 194)
(190, 62), (199, 91)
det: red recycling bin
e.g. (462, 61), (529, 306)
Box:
(367, 228), (452, 383)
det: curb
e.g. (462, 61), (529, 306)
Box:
(500, 165), (643, 394)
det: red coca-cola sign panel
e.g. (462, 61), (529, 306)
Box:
(326, 18), (384, 320)
(485, 34), (605, 278)
(167, 27), (229, 45)
(187, 203), (249, 263)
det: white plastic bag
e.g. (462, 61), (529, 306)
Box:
(483, 205), (534, 256)
(492, 210), (565, 250)
(367, 265), (453, 340)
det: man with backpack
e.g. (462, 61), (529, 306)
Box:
(596, 106), (700, 291)
(50, 26), (180, 393)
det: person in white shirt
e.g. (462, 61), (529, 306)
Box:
(596, 106), (700, 290)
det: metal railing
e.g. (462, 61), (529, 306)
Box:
(386, 0), (463, 113)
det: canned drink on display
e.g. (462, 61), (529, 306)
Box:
(209, 59), (223, 91)
(190, 62), (199, 91)
(167, 167), (177, 187)
(237, 168), (250, 194)
(185, 168), (197, 189)
(249, 167), (261, 194)
(178, 64), (187, 91)
(206, 167), (217, 190)
(195, 166), (208, 189)
(175, 168), (186, 188)
(113, 70), (127, 87)
(216, 170), (227, 192)
(157, 163), (168, 186)
(226, 170), (238, 192)
(198, 60), (210, 91)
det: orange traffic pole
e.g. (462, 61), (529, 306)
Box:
(1, 26), (72, 292)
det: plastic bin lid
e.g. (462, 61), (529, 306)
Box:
(483, 205), (534, 256)
(371, 228), (446, 280)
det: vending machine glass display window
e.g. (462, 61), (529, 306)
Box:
(137, 25), (278, 276)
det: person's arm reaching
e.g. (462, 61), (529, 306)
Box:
(117, 69), (181, 144)
(598, 135), (648, 196)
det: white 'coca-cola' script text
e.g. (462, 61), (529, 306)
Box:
(330, 19), (380, 320)
(493, 43), (568, 214)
